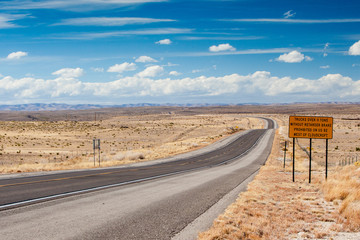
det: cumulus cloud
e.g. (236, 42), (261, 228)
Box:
(135, 56), (158, 63)
(1, 69), (360, 102)
(276, 50), (312, 63)
(6, 51), (28, 60)
(91, 67), (104, 72)
(107, 62), (137, 73)
(209, 43), (236, 52)
(52, 67), (83, 78)
(156, 39), (172, 45)
(169, 71), (181, 76)
(137, 65), (164, 78)
(349, 40), (360, 55)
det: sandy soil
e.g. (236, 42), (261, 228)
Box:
(1, 104), (359, 239)
(198, 113), (360, 240)
(0, 113), (263, 173)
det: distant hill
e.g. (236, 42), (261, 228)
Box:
(0, 103), (108, 111)
(0, 103), (229, 111)
(0, 102), (357, 112)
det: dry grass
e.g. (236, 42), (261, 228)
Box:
(0, 114), (263, 173)
(323, 166), (360, 231)
(1, 105), (360, 238)
(198, 113), (360, 240)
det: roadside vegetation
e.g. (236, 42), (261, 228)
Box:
(198, 114), (360, 239)
(0, 114), (262, 174)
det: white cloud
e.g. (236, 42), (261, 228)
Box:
(226, 18), (360, 24)
(54, 17), (174, 26)
(107, 62), (137, 73)
(276, 50), (312, 63)
(1, 71), (360, 102)
(52, 67), (83, 78)
(164, 62), (178, 67)
(209, 43), (236, 52)
(156, 39), (172, 45)
(55, 29), (191, 40)
(135, 56), (158, 63)
(0, 14), (26, 28)
(284, 10), (296, 19)
(7, 51), (28, 60)
(0, 0), (168, 11)
(305, 56), (313, 61)
(320, 65), (330, 69)
(349, 40), (360, 55)
(137, 65), (164, 78)
(169, 71), (181, 76)
(91, 67), (104, 72)
(323, 43), (330, 57)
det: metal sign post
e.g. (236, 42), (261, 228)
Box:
(309, 138), (312, 183)
(289, 116), (333, 183)
(325, 139), (328, 180)
(93, 139), (101, 167)
(293, 138), (295, 182)
(283, 141), (287, 169)
(98, 139), (100, 167)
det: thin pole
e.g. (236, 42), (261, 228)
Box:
(293, 138), (295, 182)
(326, 139), (328, 180)
(283, 141), (287, 168)
(309, 138), (312, 183)
(98, 139), (101, 167)
(93, 139), (95, 167)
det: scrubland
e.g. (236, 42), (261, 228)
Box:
(0, 113), (262, 173)
(1, 104), (359, 239)
(199, 113), (360, 240)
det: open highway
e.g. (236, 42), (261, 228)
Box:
(0, 118), (275, 239)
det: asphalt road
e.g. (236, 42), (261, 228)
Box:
(0, 118), (275, 239)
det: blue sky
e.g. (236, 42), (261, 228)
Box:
(0, 0), (359, 105)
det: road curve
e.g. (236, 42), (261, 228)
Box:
(0, 118), (275, 240)
(0, 118), (274, 209)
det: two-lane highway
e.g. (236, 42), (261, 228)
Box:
(0, 118), (275, 239)
(0, 119), (273, 209)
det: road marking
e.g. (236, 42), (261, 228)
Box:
(0, 123), (273, 211)
(0, 170), (125, 188)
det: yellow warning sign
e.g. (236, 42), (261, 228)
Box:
(289, 116), (333, 139)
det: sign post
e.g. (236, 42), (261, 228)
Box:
(293, 138), (295, 182)
(93, 139), (101, 167)
(309, 138), (312, 183)
(289, 116), (333, 182)
(283, 141), (287, 168)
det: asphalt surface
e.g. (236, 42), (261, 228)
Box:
(0, 119), (273, 208)
(0, 118), (275, 240)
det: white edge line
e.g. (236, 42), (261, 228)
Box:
(0, 125), (273, 211)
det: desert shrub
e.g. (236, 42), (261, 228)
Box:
(127, 152), (145, 160)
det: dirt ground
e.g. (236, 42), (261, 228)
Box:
(198, 113), (360, 240)
(0, 112), (263, 173)
(1, 104), (359, 239)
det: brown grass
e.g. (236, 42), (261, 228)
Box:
(198, 113), (360, 239)
(322, 166), (360, 231)
(0, 114), (263, 173)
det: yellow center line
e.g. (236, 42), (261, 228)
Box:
(0, 170), (126, 188)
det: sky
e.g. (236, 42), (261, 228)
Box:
(0, 0), (359, 105)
